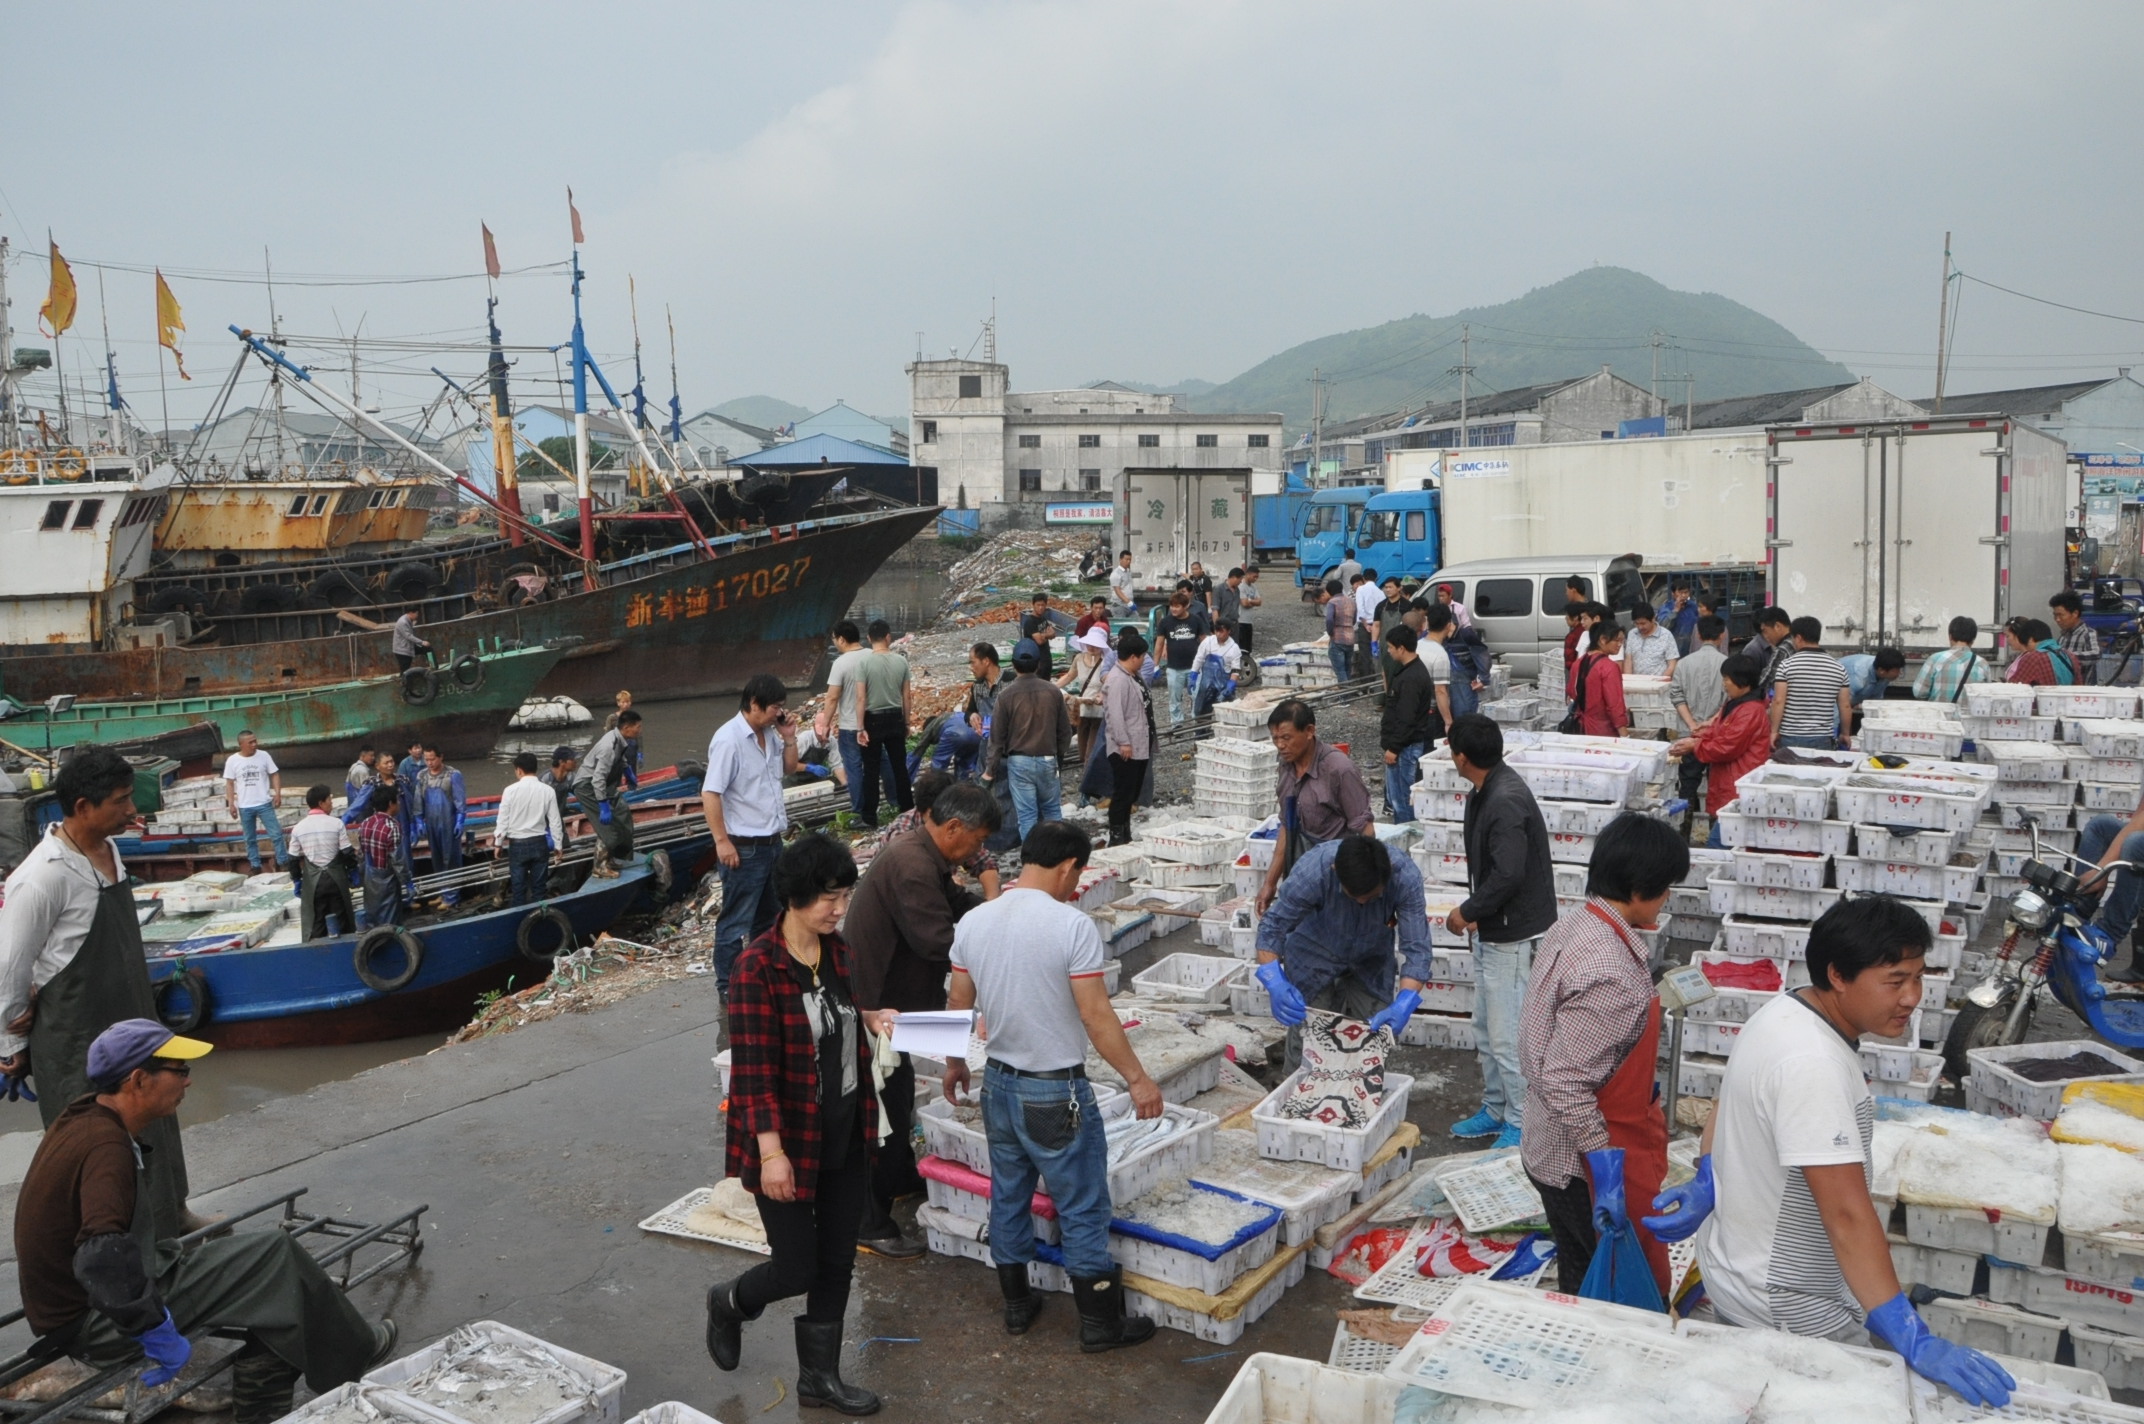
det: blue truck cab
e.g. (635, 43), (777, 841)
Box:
(1350, 489), (1443, 586)
(1293, 487), (1376, 587)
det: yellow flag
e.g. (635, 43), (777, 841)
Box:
(38, 240), (77, 337)
(155, 269), (190, 380)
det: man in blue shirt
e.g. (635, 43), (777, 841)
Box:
(1658, 582), (1699, 653)
(1253, 835), (1431, 1072)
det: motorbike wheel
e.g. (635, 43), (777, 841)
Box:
(1943, 990), (2035, 1084)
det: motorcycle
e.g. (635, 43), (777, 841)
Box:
(1942, 808), (2144, 1078)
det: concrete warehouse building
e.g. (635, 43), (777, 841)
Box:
(908, 358), (1285, 505)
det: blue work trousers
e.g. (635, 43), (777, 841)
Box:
(983, 1067), (1113, 1278)
(1384, 742), (1425, 823)
(507, 838), (550, 907)
(714, 839), (782, 991)
(1328, 645), (1354, 684)
(1005, 755), (1061, 840)
(238, 804), (279, 870)
(2082, 815), (2144, 943)
(933, 719), (985, 777)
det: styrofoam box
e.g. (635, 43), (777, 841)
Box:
(1708, 875), (1842, 922)
(1714, 806), (1854, 856)
(1904, 1202), (2052, 1266)
(1832, 854), (1984, 903)
(1889, 1233), (1981, 1295)
(1920, 1295), (2066, 1364)
(1852, 823), (1961, 867)
(1964, 684), (2043, 718)
(2038, 687), (2143, 720)
(1987, 1259), (2144, 1336)
(362, 1322), (626, 1424)
(1252, 1070), (1415, 1173)
(2082, 721), (2144, 760)
(1966, 1040), (2144, 1121)
(1128, 1248), (1308, 1347)
(1729, 849), (1829, 891)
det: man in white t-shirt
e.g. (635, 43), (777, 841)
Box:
(222, 729), (282, 871)
(1108, 550), (1137, 616)
(1645, 898), (2014, 1408)
(818, 621), (873, 819)
(945, 821), (1161, 1353)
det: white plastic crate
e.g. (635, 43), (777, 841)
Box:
(1199, 736), (1280, 770)
(1714, 805), (1853, 856)
(1547, 832), (1597, 865)
(1707, 875), (1842, 921)
(917, 1093), (993, 1173)
(1832, 854), (1984, 902)
(1834, 778), (1987, 834)
(1903, 1202), (2052, 1266)
(1963, 684), (2043, 718)
(1889, 1234), (1982, 1295)
(1683, 984), (1776, 1024)
(1684, 1019), (1747, 1058)
(1695, 947), (1809, 990)
(1507, 749), (1648, 805)
(1983, 741), (2075, 781)
(1150, 858), (1234, 890)
(1675, 1319), (1910, 1416)
(1536, 799), (1623, 836)
(1966, 1040), (2144, 1121)
(362, 1322), (625, 1424)
(1427, 852), (1471, 885)
(1144, 821), (1247, 867)
(1675, 1050), (1729, 1099)
(2064, 1231), (2144, 1291)
(1230, 977), (1270, 1018)
(1413, 789), (1470, 822)
(1131, 952), (1247, 1006)
(1196, 790), (1279, 822)
(1252, 1070), (1415, 1173)
(1098, 1097), (1220, 1204)
(1400, 1010), (1476, 1051)
(1967, 713), (2063, 743)
(2084, 781), (2142, 812)
(2069, 1324), (2144, 1394)
(1110, 1182), (1281, 1294)
(1987, 1260), (2144, 1336)
(2038, 687), (2143, 720)
(1430, 947), (1475, 982)
(1732, 764), (1849, 819)
(1418, 980), (1475, 1015)
(1861, 724), (1968, 758)
(622, 1406), (723, 1424)
(1326, 1321), (1401, 1376)
(1997, 778), (2082, 808)
(1381, 1278), (1681, 1407)
(1920, 1296), (2067, 1366)
(1435, 1153), (1546, 1233)
(1192, 1145), (1360, 1249)
(1127, 1247), (1307, 1346)
(2081, 721), (2144, 760)
(1851, 823), (1962, 867)
(1729, 848), (1830, 890)
(280, 1385), (450, 1424)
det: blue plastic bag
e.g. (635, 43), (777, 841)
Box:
(1579, 1218), (1665, 1313)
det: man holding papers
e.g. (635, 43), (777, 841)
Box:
(944, 821), (1164, 1354)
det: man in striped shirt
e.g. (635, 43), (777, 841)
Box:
(1912, 617), (1994, 702)
(1768, 618), (1851, 750)
(2051, 590), (2100, 683)
(285, 785), (356, 939)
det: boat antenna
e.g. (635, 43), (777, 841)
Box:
(97, 267), (129, 454)
(665, 304), (686, 454)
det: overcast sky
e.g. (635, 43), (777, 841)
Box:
(6, 0), (2141, 435)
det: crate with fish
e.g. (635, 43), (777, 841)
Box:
(1381, 1278), (1683, 1410)
(1253, 1068), (1416, 1174)
(1132, 952), (1248, 1007)
(1885, 1105), (2059, 1264)
(1708, 877), (1842, 921)
(1714, 804), (1854, 857)
(1967, 1042), (2144, 1122)
(1506, 748), (1650, 806)
(916, 1203), (1069, 1291)
(1126, 1244), (1309, 1347)
(1674, 1318), (1912, 1421)
(1731, 763), (1852, 820)
(281, 1384), (466, 1424)
(1109, 1179), (1283, 1294)
(1144, 821), (1248, 868)
(1831, 852), (1985, 903)
(1191, 1127), (1361, 1248)
(1728, 848), (1831, 891)
(1981, 739), (2077, 782)
(1150, 855), (1235, 890)
(2080, 720), (2144, 760)
(1962, 683), (2045, 720)
(1096, 1094), (1220, 1203)
(2038, 686), (2144, 721)
(1093, 1012), (1230, 1102)
(362, 1322), (626, 1424)
(1833, 773), (1989, 834)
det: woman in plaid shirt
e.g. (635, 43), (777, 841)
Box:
(707, 834), (898, 1415)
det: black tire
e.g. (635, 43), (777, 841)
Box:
(517, 906), (575, 964)
(239, 582), (300, 614)
(450, 654), (485, 691)
(308, 571), (367, 608)
(676, 759), (706, 786)
(503, 580), (533, 608)
(650, 849), (674, 895)
(353, 926), (424, 992)
(400, 667), (438, 706)
(1943, 991), (2032, 1084)
(146, 585), (205, 618)
(386, 561), (441, 601)
(153, 968), (208, 1034)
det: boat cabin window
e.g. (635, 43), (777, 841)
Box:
(337, 489), (367, 514)
(367, 490), (385, 508)
(286, 494), (310, 516)
(40, 500), (71, 530)
(72, 499), (103, 529)
(310, 494), (331, 516)
(386, 489), (403, 506)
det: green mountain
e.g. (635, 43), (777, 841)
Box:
(1186, 267), (1854, 428)
(711, 395), (814, 430)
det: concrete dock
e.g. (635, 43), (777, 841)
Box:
(0, 924), (1482, 1424)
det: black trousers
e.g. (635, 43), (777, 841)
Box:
(1107, 754), (1146, 845)
(858, 709), (913, 824)
(1236, 621), (1254, 656)
(863, 1054), (923, 1234)
(1677, 755), (1706, 818)
(1529, 1169), (1599, 1294)
(737, 1128), (871, 1323)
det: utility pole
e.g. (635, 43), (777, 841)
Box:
(1308, 367), (1326, 487)
(1649, 329), (1664, 402)
(1452, 325), (1474, 452)
(1933, 231), (1953, 414)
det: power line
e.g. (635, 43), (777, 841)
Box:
(1957, 271), (2144, 327)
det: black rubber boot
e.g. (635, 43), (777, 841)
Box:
(704, 1277), (761, 1372)
(997, 1262), (1045, 1335)
(369, 1319), (399, 1368)
(230, 1342), (302, 1424)
(2115, 933), (2144, 983)
(1072, 1267), (1156, 1354)
(794, 1317), (880, 1415)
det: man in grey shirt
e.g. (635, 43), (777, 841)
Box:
(945, 820), (1161, 1351)
(854, 619), (912, 824)
(818, 621), (873, 818)
(390, 611), (430, 672)
(1672, 614), (1730, 828)
(573, 710), (640, 876)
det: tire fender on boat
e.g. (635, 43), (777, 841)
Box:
(450, 654), (486, 692)
(517, 906), (576, 964)
(400, 666), (438, 706)
(650, 849), (673, 895)
(386, 561), (441, 600)
(153, 968), (208, 1034)
(354, 926), (425, 992)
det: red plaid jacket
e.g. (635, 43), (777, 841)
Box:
(724, 926), (879, 1199)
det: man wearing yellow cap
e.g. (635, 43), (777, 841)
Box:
(14, 1019), (395, 1424)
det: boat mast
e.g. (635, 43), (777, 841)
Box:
(569, 247), (596, 568)
(0, 235), (17, 449)
(488, 297), (523, 546)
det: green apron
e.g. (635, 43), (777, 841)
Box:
(29, 878), (191, 1243)
(298, 859), (354, 940)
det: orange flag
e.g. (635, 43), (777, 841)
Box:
(155, 269), (190, 380)
(481, 222), (501, 280)
(38, 239), (77, 337)
(568, 188), (585, 244)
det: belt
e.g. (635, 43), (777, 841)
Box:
(728, 833), (781, 847)
(987, 1060), (1085, 1080)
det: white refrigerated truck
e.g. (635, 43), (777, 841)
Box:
(1116, 468), (1252, 594)
(1765, 415), (2068, 654)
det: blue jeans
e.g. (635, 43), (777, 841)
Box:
(714, 839), (782, 990)
(1705, 819), (1724, 849)
(1328, 645), (1354, 683)
(507, 838), (550, 906)
(237, 803), (278, 869)
(1385, 743), (1425, 822)
(983, 1067), (1113, 1278)
(2081, 815), (2144, 942)
(1473, 935), (1539, 1126)
(1005, 755), (1060, 840)
(933, 718), (985, 776)
(1776, 733), (1836, 751)
(1165, 667), (1191, 723)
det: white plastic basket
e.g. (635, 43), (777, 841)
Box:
(2081, 720), (2144, 760)
(1860, 724), (1967, 758)
(1380, 1278), (1682, 1408)
(1536, 799), (1624, 836)
(1674, 1319), (1911, 1417)
(1097, 1096), (1220, 1204)
(1963, 684), (2042, 718)
(1199, 736), (1280, 770)
(1834, 778), (1987, 834)
(362, 1323), (625, 1424)
(1126, 1246), (1307, 1346)
(1966, 713), (2063, 743)
(1904, 1202), (2053, 1267)
(1707, 875), (1842, 921)
(2069, 1323), (2144, 1395)
(1144, 821), (1246, 867)
(1713, 805), (1853, 856)
(2083, 782), (2142, 812)
(1728, 848), (1830, 890)
(1987, 1259), (2144, 1337)
(1109, 1182), (1281, 1295)
(1149, 858), (1234, 890)
(1832, 854), (1983, 902)
(1252, 1070), (1415, 1174)
(1852, 823), (1962, 867)
(1508, 749), (1647, 805)
(1965, 1040), (2144, 1121)
(1417, 980), (1475, 1015)
(1982, 740), (2074, 781)
(1731, 764), (1849, 820)
(1919, 1295), (2066, 1367)
(2037, 687), (2143, 720)
(1326, 1321), (1401, 1376)
(1131, 952), (1248, 1006)
(1191, 1141), (1361, 1249)
(1433, 1152), (1545, 1234)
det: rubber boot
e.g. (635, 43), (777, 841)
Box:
(591, 844), (618, 880)
(704, 1276), (760, 1372)
(2115, 931), (2144, 984)
(997, 1262), (1045, 1335)
(229, 1341), (302, 1424)
(369, 1319), (399, 1368)
(793, 1317), (880, 1415)
(1071, 1267), (1156, 1354)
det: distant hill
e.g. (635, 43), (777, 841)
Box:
(1185, 267), (1854, 428)
(711, 395), (814, 430)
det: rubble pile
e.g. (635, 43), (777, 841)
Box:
(938, 529), (1104, 616)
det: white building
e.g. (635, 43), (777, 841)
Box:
(908, 359), (1284, 505)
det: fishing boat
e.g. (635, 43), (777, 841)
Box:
(143, 843), (703, 1049)
(3, 639), (569, 762)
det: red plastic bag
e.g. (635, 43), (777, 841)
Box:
(1324, 1226), (1413, 1286)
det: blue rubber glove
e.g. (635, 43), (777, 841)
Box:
(136, 1309), (190, 1387)
(1255, 961), (1308, 1027)
(1641, 1153), (1715, 1242)
(1365, 988), (1421, 1036)
(597, 800), (613, 824)
(1584, 1147), (1627, 1232)
(1865, 1293), (2014, 1408)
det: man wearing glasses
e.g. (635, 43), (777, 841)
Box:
(14, 1019), (398, 1424)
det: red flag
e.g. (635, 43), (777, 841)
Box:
(481, 222), (501, 280)
(567, 188), (584, 245)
